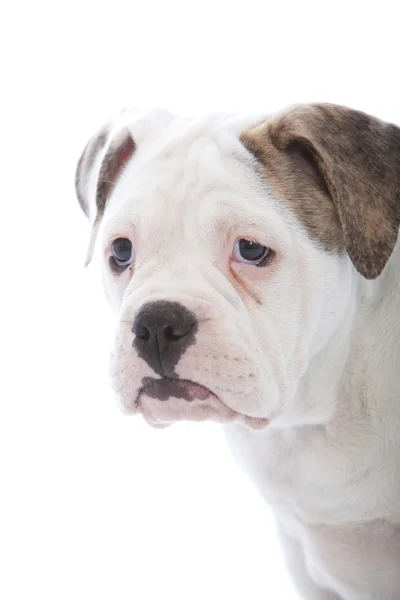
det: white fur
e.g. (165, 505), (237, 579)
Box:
(82, 109), (400, 599)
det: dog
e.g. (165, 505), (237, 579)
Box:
(75, 104), (400, 599)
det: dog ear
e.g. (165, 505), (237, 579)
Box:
(75, 124), (136, 266)
(267, 104), (400, 279)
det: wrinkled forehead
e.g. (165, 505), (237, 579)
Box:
(101, 112), (291, 250)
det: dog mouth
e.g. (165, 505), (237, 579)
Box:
(139, 377), (217, 403)
(136, 377), (269, 430)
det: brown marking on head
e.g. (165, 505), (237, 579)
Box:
(241, 104), (400, 279)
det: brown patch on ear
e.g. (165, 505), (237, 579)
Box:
(241, 104), (400, 279)
(95, 130), (136, 219)
(75, 128), (109, 217)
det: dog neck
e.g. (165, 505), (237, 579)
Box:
(261, 239), (400, 432)
(335, 240), (400, 425)
(223, 242), (400, 526)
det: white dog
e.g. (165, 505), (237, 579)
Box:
(75, 104), (400, 599)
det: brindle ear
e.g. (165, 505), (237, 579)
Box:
(267, 104), (400, 279)
(75, 124), (136, 266)
(75, 126), (109, 220)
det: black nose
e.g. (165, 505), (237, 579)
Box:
(132, 301), (198, 376)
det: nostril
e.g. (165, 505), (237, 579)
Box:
(164, 325), (177, 341)
(136, 326), (150, 341)
(164, 322), (195, 341)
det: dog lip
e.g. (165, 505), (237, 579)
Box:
(137, 377), (217, 403)
(134, 377), (269, 430)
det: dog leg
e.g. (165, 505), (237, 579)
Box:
(277, 529), (342, 600)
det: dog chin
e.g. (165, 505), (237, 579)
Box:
(128, 377), (270, 430)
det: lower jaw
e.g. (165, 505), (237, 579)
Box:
(143, 417), (269, 431)
(139, 406), (269, 431)
(242, 415), (269, 430)
(139, 394), (237, 425)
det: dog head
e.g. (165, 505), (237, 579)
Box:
(75, 105), (400, 429)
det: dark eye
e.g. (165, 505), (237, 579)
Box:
(233, 239), (270, 266)
(111, 238), (134, 271)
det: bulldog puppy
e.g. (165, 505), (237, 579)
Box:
(75, 104), (400, 600)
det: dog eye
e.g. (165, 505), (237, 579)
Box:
(110, 238), (134, 271)
(234, 239), (270, 266)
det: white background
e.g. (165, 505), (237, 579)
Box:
(1, 1), (399, 599)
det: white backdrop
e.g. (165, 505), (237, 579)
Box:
(1, 1), (398, 598)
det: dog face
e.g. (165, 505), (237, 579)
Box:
(75, 106), (400, 429)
